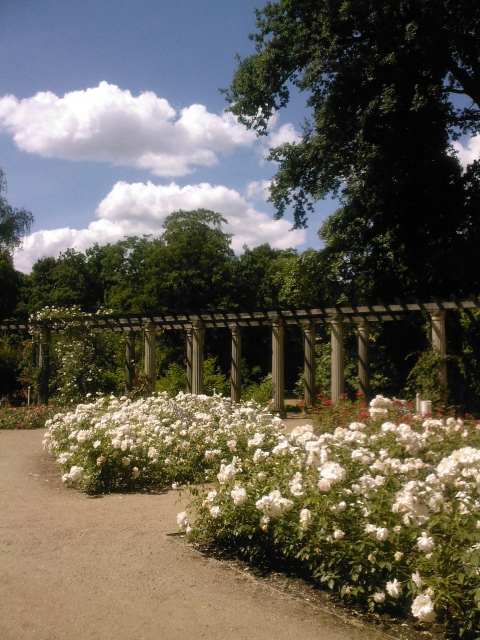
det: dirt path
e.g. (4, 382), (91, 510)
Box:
(0, 428), (395, 640)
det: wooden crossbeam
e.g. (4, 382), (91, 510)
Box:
(1, 295), (479, 333)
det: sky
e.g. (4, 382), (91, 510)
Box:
(0, 0), (333, 273)
(1, 1), (478, 274)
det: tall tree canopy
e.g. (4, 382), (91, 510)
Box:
(0, 168), (33, 252)
(226, 1), (480, 298)
(0, 169), (32, 317)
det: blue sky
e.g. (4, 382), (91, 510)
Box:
(1, 1), (477, 273)
(0, 0), (339, 272)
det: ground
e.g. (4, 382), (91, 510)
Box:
(0, 424), (444, 640)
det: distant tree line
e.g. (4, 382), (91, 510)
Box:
(0, 204), (480, 412)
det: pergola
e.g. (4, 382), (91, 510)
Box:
(3, 296), (476, 408)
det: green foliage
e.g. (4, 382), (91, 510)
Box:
(0, 251), (23, 319)
(0, 168), (34, 252)
(234, 244), (297, 308)
(150, 209), (236, 312)
(17, 210), (240, 317)
(226, 0), (480, 221)
(156, 357), (230, 398)
(271, 248), (327, 308)
(405, 350), (448, 406)
(0, 403), (59, 429)
(156, 362), (187, 397)
(17, 249), (105, 314)
(50, 331), (121, 404)
(225, 1), (480, 299)
(97, 237), (154, 313)
(243, 373), (274, 405)
(203, 357), (230, 397)
(0, 333), (25, 399)
(17, 307), (123, 404)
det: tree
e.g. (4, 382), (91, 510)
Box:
(0, 251), (23, 318)
(150, 209), (236, 311)
(226, 1), (480, 298)
(97, 238), (155, 313)
(0, 169), (33, 318)
(18, 249), (107, 314)
(0, 168), (33, 252)
(234, 243), (297, 309)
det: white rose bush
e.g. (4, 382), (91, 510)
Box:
(44, 391), (480, 636)
(43, 392), (282, 494)
(185, 395), (480, 637)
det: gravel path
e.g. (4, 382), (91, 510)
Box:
(1, 428), (395, 640)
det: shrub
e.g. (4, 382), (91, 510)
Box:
(0, 403), (60, 429)
(184, 395), (480, 637)
(156, 363), (187, 396)
(43, 392), (277, 494)
(243, 373), (274, 405)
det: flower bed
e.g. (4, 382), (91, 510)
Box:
(0, 404), (60, 429)
(44, 392), (480, 636)
(183, 395), (480, 637)
(42, 392), (282, 494)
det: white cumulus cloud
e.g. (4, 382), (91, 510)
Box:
(245, 179), (272, 201)
(453, 135), (480, 167)
(266, 122), (301, 148)
(14, 181), (306, 272)
(0, 82), (257, 177)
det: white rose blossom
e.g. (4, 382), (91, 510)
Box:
(231, 487), (247, 506)
(299, 509), (312, 531)
(411, 571), (425, 589)
(376, 527), (389, 541)
(317, 478), (332, 492)
(319, 461), (347, 484)
(255, 490), (294, 518)
(289, 472), (305, 497)
(386, 579), (402, 599)
(43, 389), (480, 631)
(411, 595), (436, 623)
(417, 532), (435, 553)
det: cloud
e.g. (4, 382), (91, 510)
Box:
(0, 82), (256, 177)
(266, 122), (301, 148)
(14, 181), (306, 272)
(453, 135), (480, 167)
(245, 180), (272, 201)
(257, 121), (301, 164)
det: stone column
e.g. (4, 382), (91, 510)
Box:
(144, 323), (156, 394)
(191, 321), (205, 395)
(357, 320), (370, 401)
(38, 328), (51, 405)
(303, 322), (316, 407)
(271, 316), (285, 413)
(330, 314), (345, 404)
(431, 310), (447, 388)
(125, 330), (136, 393)
(230, 325), (242, 403)
(185, 328), (193, 393)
